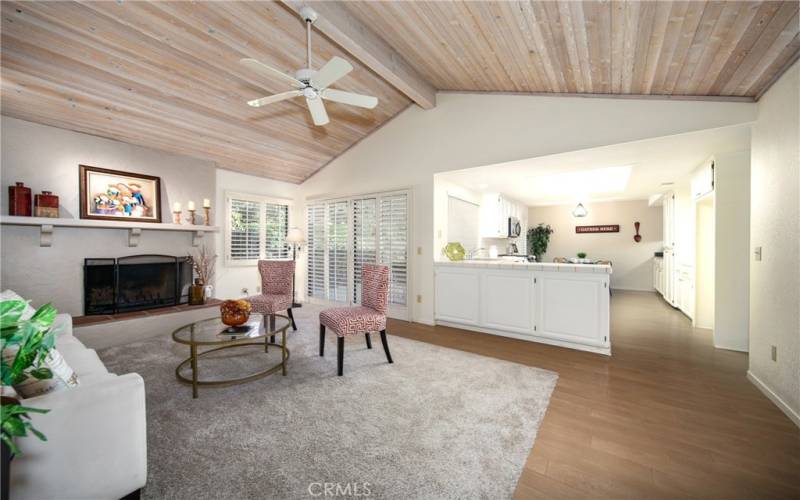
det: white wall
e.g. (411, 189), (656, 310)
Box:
(748, 61), (800, 426)
(695, 195), (715, 329)
(527, 200), (662, 291)
(214, 169), (299, 300)
(0, 117), (216, 316)
(713, 150), (750, 351)
(297, 92), (756, 324)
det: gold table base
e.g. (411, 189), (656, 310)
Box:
(175, 329), (289, 399)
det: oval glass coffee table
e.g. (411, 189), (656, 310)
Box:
(172, 314), (291, 398)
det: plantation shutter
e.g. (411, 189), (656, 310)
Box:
(306, 203), (325, 299)
(228, 198), (261, 261)
(379, 193), (408, 306)
(264, 202), (289, 259)
(327, 200), (349, 303)
(352, 197), (377, 304)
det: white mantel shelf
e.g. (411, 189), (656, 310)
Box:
(0, 215), (219, 247)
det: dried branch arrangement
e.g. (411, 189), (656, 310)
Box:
(190, 245), (216, 285)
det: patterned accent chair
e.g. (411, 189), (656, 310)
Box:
(245, 260), (297, 340)
(319, 264), (393, 376)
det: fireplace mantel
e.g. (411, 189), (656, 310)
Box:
(0, 215), (219, 247)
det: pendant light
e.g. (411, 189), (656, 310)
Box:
(572, 203), (588, 218)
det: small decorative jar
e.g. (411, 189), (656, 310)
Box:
(34, 190), (59, 218)
(220, 299), (251, 327)
(188, 278), (206, 306)
(8, 182), (32, 216)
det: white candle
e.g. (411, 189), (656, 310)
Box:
(203, 198), (211, 208)
(173, 202), (181, 212)
(187, 201), (196, 211)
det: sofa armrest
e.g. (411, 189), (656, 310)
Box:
(11, 373), (147, 500)
(52, 313), (73, 338)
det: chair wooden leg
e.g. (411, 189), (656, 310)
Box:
(319, 324), (326, 356)
(287, 308), (297, 331)
(365, 332), (372, 349)
(337, 336), (344, 376)
(380, 329), (393, 364)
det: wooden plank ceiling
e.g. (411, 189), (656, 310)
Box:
(342, 0), (799, 98)
(0, 1), (411, 183)
(2, 1), (799, 183)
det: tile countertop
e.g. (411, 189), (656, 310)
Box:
(434, 259), (612, 274)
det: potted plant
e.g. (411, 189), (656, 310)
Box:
(577, 252), (587, 259)
(527, 224), (554, 263)
(1, 300), (58, 500)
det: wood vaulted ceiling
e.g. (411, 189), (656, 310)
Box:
(1, 2), (798, 184)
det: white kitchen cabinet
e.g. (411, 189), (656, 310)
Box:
(434, 262), (612, 355)
(480, 193), (525, 239)
(533, 271), (610, 349)
(434, 267), (481, 325)
(481, 269), (534, 334)
(653, 258), (664, 293)
(691, 158), (715, 199)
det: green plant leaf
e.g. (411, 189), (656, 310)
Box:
(0, 300), (27, 328)
(29, 303), (57, 328)
(28, 425), (47, 442)
(2, 416), (28, 437)
(1, 433), (21, 455)
(29, 367), (53, 380)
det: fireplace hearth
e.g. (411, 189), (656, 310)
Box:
(84, 255), (193, 315)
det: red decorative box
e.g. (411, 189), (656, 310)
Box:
(34, 190), (59, 218)
(8, 182), (32, 216)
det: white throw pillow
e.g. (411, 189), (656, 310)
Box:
(0, 289), (37, 320)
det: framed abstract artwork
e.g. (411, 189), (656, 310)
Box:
(79, 165), (162, 223)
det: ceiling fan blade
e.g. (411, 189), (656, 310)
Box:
(240, 58), (303, 88)
(247, 90), (302, 107)
(306, 97), (329, 126)
(311, 56), (353, 90)
(322, 88), (378, 109)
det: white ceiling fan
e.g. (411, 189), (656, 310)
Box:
(240, 6), (378, 126)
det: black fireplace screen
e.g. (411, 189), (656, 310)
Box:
(84, 255), (193, 315)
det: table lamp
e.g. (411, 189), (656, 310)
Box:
(286, 227), (305, 308)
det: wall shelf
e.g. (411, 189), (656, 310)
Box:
(0, 215), (219, 247)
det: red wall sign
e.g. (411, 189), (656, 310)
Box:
(576, 225), (620, 234)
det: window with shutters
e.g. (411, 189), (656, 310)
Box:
(306, 190), (410, 319)
(225, 192), (291, 265)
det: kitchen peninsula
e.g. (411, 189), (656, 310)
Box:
(434, 260), (612, 355)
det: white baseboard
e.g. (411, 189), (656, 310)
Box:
(610, 286), (657, 292)
(714, 342), (749, 353)
(747, 370), (800, 429)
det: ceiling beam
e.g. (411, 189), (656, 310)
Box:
(280, 1), (436, 109)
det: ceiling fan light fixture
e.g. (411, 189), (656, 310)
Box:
(572, 203), (588, 218)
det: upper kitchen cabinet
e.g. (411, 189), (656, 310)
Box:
(480, 193), (526, 239)
(691, 157), (715, 199)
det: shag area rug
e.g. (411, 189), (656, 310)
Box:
(98, 305), (557, 499)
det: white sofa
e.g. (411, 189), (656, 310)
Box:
(9, 312), (147, 500)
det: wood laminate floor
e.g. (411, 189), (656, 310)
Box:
(387, 290), (800, 499)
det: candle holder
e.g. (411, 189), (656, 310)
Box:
(173, 210), (182, 224)
(203, 207), (211, 226)
(186, 209), (197, 225)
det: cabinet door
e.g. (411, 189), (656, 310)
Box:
(435, 267), (480, 325)
(533, 272), (609, 347)
(481, 269), (534, 334)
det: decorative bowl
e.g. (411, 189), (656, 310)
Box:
(444, 242), (466, 261)
(220, 299), (251, 327)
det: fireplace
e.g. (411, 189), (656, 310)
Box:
(84, 255), (193, 315)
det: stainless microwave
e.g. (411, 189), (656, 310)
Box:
(508, 216), (522, 238)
